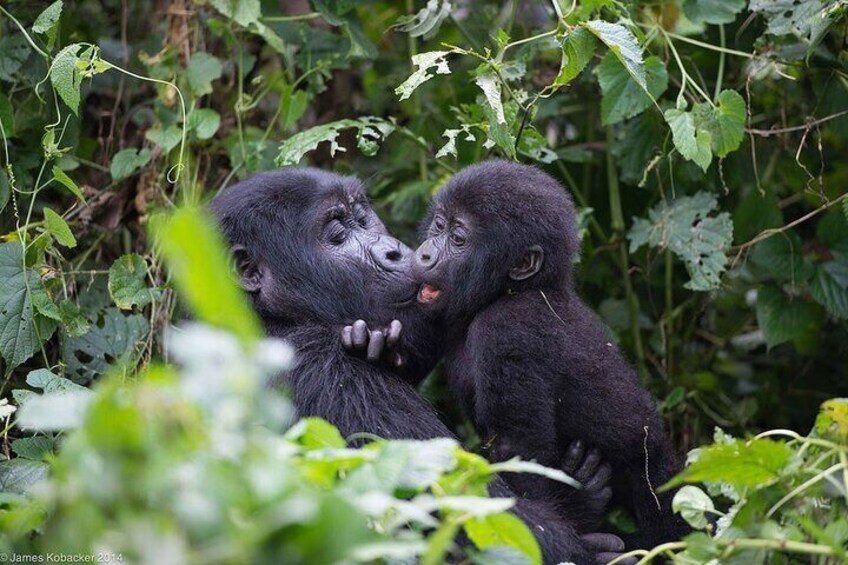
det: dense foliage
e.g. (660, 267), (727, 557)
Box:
(0, 0), (847, 563)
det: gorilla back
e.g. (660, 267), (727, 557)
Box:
(210, 168), (604, 564)
(413, 160), (690, 546)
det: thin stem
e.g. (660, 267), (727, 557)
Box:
(260, 12), (321, 23)
(606, 127), (646, 379)
(663, 29), (755, 59)
(714, 24), (726, 100)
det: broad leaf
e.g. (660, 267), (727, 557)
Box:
(187, 108), (220, 140)
(32, 0), (63, 49)
(60, 308), (148, 383)
(672, 486), (715, 530)
(43, 208), (77, 248)
(628, 192), (733, 290)
(755, 285), (823, 348)
(0, 35), (30, 81)
(52, 166), (85, 202)
(475, 72), (505, 124)
(186, 52), (223, 97)
(396, 0), (452, 38)
(0, 243), (57, 368)
(108, 254), (156, 310)
(750, 232), (815, 282)
(667, 438), (792, 489)
(583, 20), (646, 89)
(275, 117), (395, 166)
(465, 512), (541, 565)
(692, 90), (746, 158)
(664, 108), (712, 171)
(682, 0), (745, 25)
(396, 50), (453, 101)
(0, 459), (48, 494)
(597, 53), (667, 125)
(809, 260), (848, 319)
(110, 148), (151, 180)
(554, 27), (597, 87)
(208, 0), (261, 26)
(51, 44), (84, 115)
(145, 125), (182, 152)
(750, 0), (830, 38)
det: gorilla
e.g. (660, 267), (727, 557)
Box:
(209, 167), (628, 564)
(402, 160), (689, 546)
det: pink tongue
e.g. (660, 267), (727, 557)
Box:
(420, 284), (441, 302)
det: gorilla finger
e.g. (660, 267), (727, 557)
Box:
(562, 439), (586, 472)
(392, 352), (406, 368)
(367, 331), (385, 362)
(596, 553), (637, 565)
(386, 320), (402, 348)
(352, 320), (368, 349)
(578, 448), (603, 479)
(585, 462), (613, 490)
(341, 326), (354, 350)
(596, 486), (613, 508)
(581, 533), (625, 553)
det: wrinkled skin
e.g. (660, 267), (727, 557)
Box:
(409, 160), (690, 546)
(210, 167), (630, 564)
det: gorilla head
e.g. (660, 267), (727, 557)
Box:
(210, 168), (416, 327)
(413, 160), (579, 325)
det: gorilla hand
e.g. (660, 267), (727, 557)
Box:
(561, 439), (614, 529)
(582, 533), (637, 565)
(341, 319), (405, 368)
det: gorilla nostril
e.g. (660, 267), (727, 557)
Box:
(385, 249), (401, 262)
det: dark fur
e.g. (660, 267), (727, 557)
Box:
(209, 168), (600, 564)
(415, 160), (690, 546)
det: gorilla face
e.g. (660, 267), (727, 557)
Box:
(211, 168), (417, 326)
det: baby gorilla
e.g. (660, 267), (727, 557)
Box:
(409, 160), (689, 546)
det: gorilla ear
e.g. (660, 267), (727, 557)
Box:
(232, 244), (263, 293)
(509, 245), (544, 281)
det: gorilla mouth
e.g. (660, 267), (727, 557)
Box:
(418, 283), (442, 304)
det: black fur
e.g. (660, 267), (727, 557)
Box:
(413, 160), (690, 546)
(209, 168), (603, 564)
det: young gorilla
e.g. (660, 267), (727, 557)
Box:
(210, 167), (629, 564)
(397, 160), (687, 546)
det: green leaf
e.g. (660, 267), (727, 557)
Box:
(51, 44), (84, 115)
(43, 208), (77, 248)
(59, 300), (90, 337)
(682, 0), (745, 25)
(396, 50), (453, 101)
(26, 368), (88, 394)
(285, 417), (346, 450)
(0, 93), (15, 137)
(465, 512), (541, 565)
(488, 459), (580, 488)
(0, 459), (49, 494)
(667, 438), (792, 489)
(664, 108), (712, 171)
(32, 0), (63, 49)
(187, 108), (220, 140)
(110, 148), (151, 180)
(750, 0), (830, 38)
(755, 285), (823, 348)
(108, 254), (156, 310)
(597, 53), (667, 125)
(692, 90), (746, 157)
(150, 206), (263, 344)
(672, 485), (715, 530)
(51, 166), (85, 202)
(583, 20), (646, 90)
(60, 308), (148, 382)
(628, 192), (733, 290)
(810, 261), (848, 319)
(0, 243), (57, 368)
(396, 0), (451, 38)
(10, 436), (54, 461)
(187, 52), (223, 97)
(475, 72), (505, 124)
(750, 232), (815, 282)
(0, 35), (30, 81)
(145, 125), (182, 152)
(208, 0), (261, 27)
(275, 117), (395, 166)
(554, 27), (597, 87)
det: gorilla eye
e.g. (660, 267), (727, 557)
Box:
(450, 232), (466, 246)
(433, 216), (446, 232)
(327, 221), (346, 245)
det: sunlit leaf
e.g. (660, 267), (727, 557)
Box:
(667, 438), (792, 489)
(583, 20), (646, 89)
(465, 512), (541, 565)
(554, 27), (596, 87)
(395, 50), (453, 101)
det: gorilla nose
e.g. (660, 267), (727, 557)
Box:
(372, 237), (411, 271)
(415, 240), (438, 270)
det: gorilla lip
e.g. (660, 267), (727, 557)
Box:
(418, 284), (441, 303)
